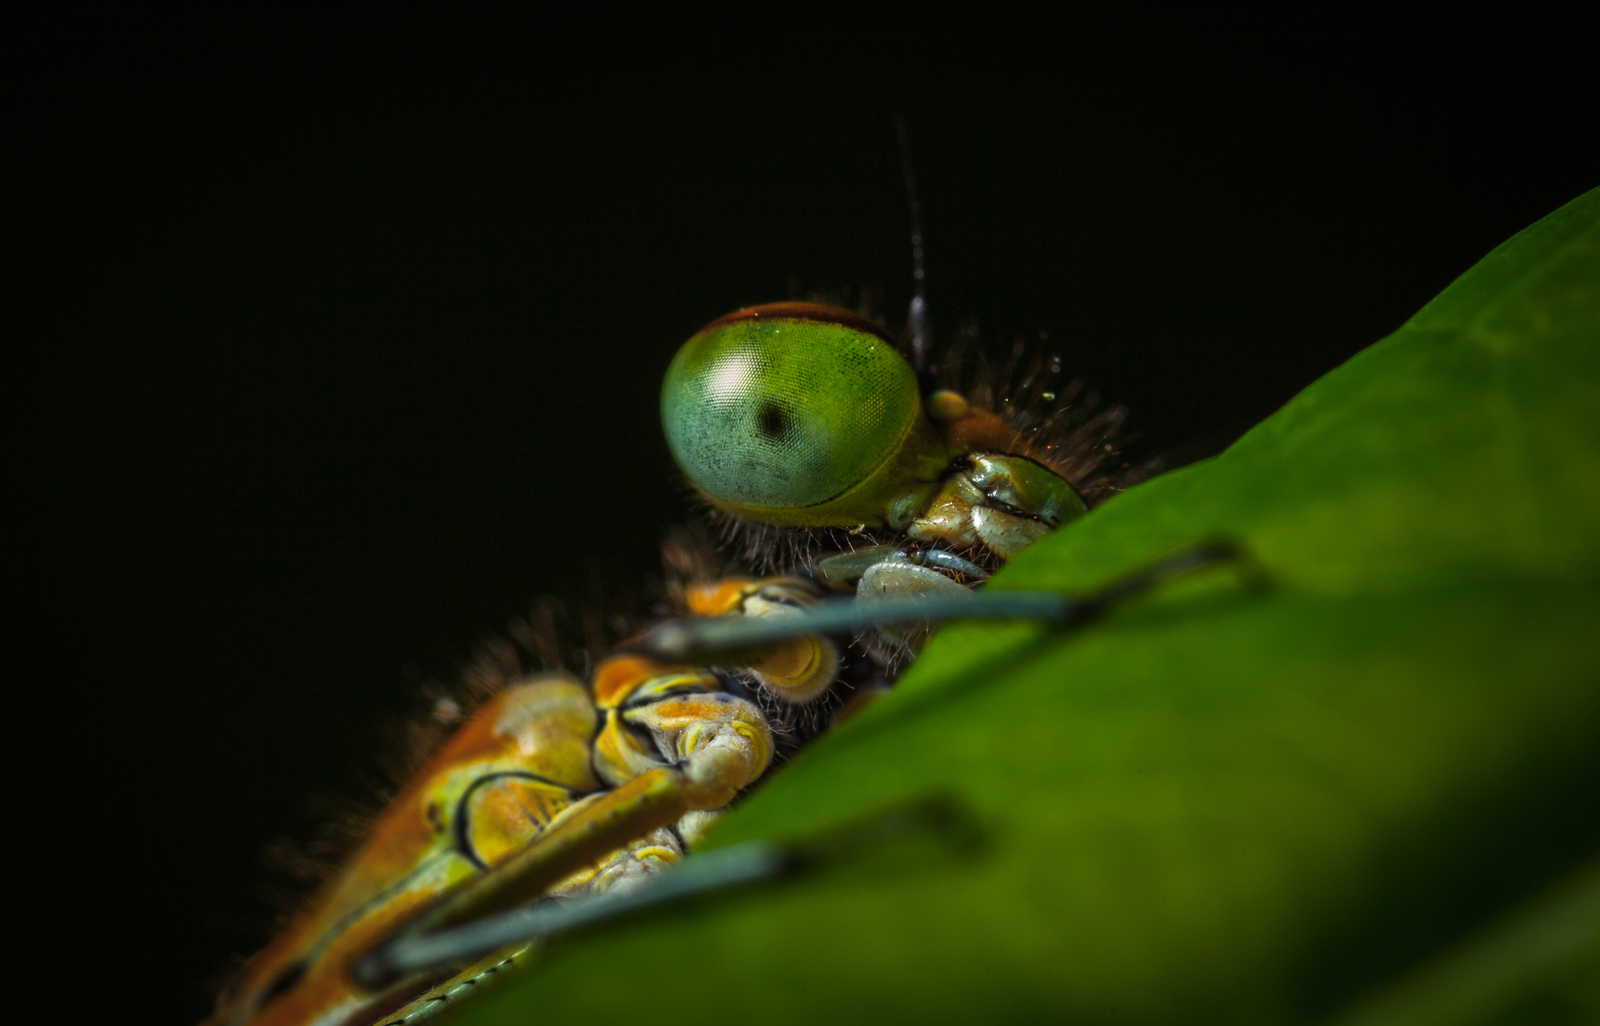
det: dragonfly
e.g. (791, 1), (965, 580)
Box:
(206, 149), (1245, 1026)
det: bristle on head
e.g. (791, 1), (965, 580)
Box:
(934, 324), (1127, 505)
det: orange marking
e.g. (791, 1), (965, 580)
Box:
(462, 777), (575, 866)
(213, 679), (598, 1025)
(626, 695), (767, 743)
(684, 577), (757, 616)
(943, 406), (1029, 457)
(592, 654), (679, 708)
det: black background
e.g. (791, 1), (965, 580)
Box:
(24, 18), (1593, 1023)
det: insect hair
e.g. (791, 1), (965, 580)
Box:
(252, 578), (650, 940)
(706, 320), (1129, 575)
(932, 321), (1128, 505)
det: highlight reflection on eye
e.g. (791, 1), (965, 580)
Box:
(704, 352), (757, 406)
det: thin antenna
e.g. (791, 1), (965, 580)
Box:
(895, 115), (930, 375)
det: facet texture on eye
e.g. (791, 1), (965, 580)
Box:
(662, 311), (920, 512)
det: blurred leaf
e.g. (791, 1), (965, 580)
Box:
(451, 188), (1599, 1025)
(1333, 859), (1599, 1026)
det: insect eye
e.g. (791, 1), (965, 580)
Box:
(662, 303), (930, 521)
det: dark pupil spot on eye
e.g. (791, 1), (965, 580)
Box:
(757, 401), (790, 438)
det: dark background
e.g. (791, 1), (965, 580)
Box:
(24, 20), (1592, 1023)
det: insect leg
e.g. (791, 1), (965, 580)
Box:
(361, 841), (792, 981)
(635, 541), (1249, 664)
(355, 661), (775, 988)
(358, 795), (974, 980)
(352, 767), (698, 986)
(368, 944), (536, 1026)
(682, 576), (840, 703)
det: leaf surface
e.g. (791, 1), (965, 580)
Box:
(453, 188), (1600, 1025)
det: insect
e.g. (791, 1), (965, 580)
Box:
(206, 155), (1240, 1026)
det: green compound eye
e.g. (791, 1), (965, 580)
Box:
(662, 303), (947, 528)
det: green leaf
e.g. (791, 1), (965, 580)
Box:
(452, 188), (1600, 1025)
